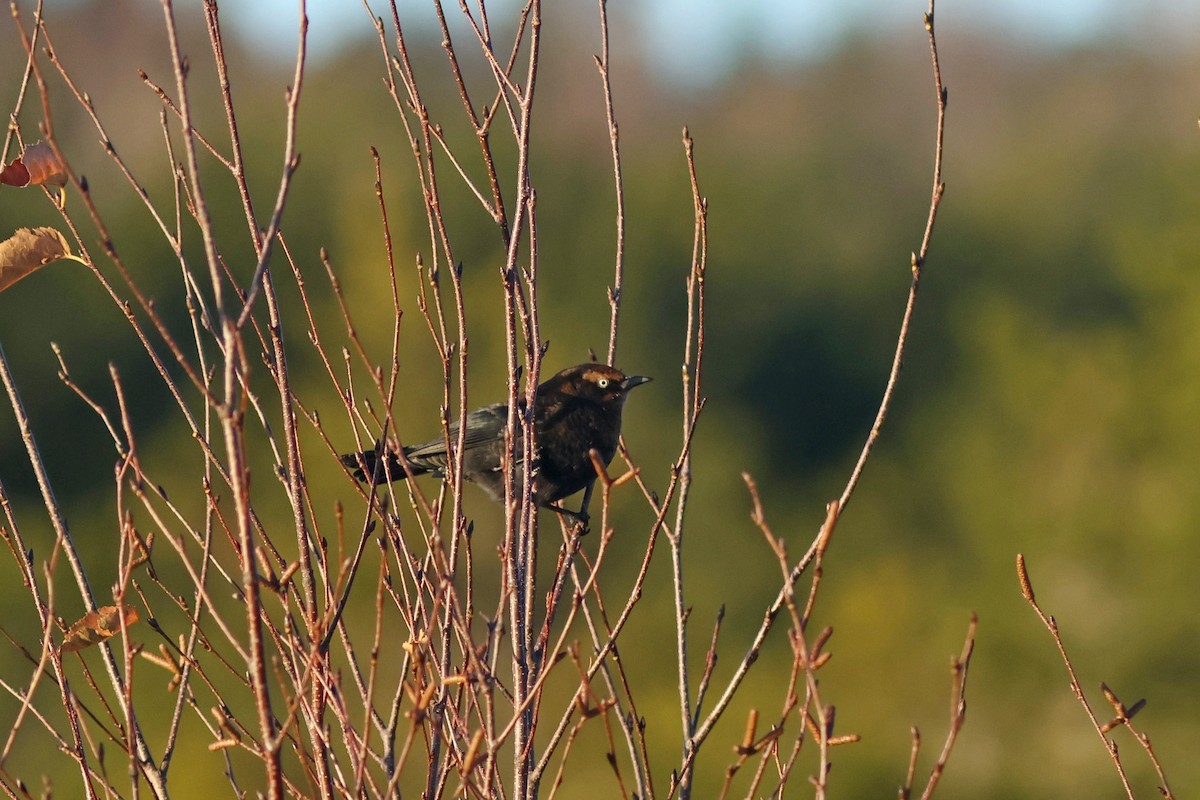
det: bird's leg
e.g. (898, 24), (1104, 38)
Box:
(576, 480), (595, 521)
(545, 481), (594, 534)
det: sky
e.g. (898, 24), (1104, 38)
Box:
(220, 0), (1198, 85)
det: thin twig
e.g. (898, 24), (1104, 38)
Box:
(1017, 554), (1137, 799)
(916, 614), (976, 800)
(837, 0), (947, 514)
(596, 0), (627, 365)
(693, 2), (952, 754)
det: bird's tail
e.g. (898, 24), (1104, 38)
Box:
(340, 445), (428, 486)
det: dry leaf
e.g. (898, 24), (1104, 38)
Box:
(0, 227), (74, 292)
(61, 604), (140, 653)
(0, 160), (29, 187)
(0, 142), (67, 188)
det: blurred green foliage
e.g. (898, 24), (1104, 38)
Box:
(2, 1), (1199, 797)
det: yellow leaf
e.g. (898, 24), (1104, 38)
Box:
(61, 604), (140, 653)
(0, 227), (73, 293)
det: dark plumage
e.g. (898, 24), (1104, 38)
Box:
(341, 363), (651, 519)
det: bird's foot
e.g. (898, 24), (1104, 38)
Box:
(545, 503), (590, 535)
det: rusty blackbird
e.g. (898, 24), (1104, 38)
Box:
(341, 363), (651, 520)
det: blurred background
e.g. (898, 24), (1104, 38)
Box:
(2, 0), (1199, 796)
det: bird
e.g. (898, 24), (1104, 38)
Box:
(341, 363), (651, 521)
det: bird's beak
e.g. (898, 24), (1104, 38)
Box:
(621, 375), (652, 391)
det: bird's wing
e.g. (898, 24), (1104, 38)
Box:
(403, 403), (511, 464)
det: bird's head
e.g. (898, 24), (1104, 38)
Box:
(551, 363), (652, 406)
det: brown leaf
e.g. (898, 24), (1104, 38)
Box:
(0, 227), (73, 292)
(0, 160), (29, 187)
(61, 604), (140, 653)
(0, 142), (67, 188)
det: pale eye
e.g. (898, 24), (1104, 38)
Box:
(596, 378), (610, 389)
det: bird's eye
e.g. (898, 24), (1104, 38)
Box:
(596, 378), (610, 389)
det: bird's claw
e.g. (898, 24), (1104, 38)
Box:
(546, 504), (590, 535)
